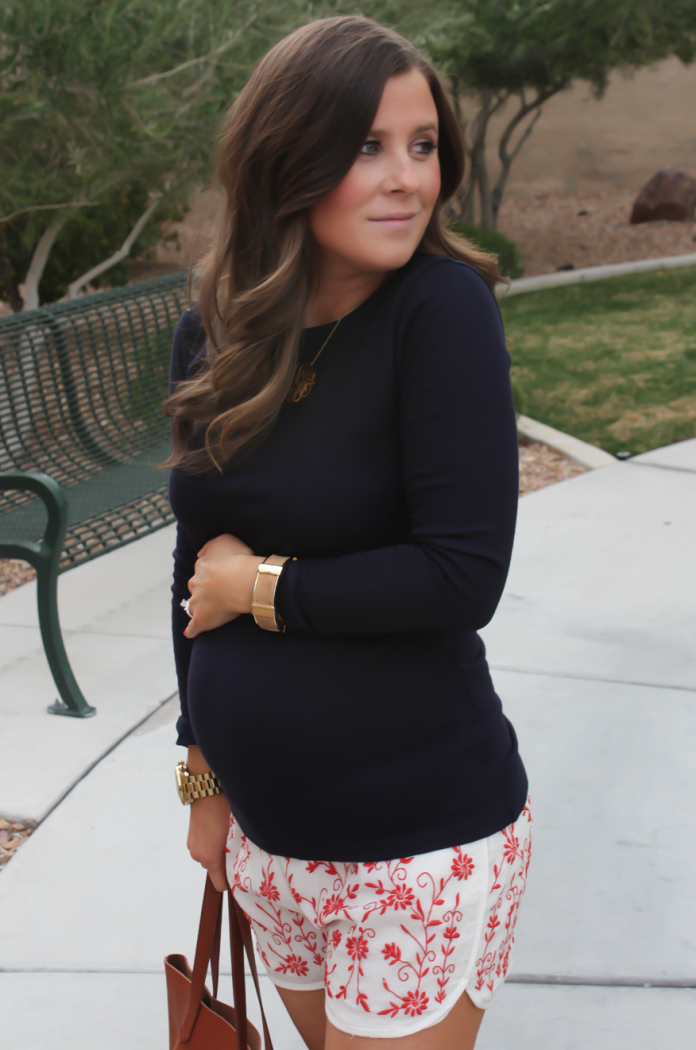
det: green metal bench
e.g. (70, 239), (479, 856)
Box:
(0, 272), (189, 717)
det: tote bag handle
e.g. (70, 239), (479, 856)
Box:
(179, 875), (274, 1050)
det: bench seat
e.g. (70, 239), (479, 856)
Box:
(0, 273), (188, 716)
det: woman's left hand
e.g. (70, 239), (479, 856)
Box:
(184, 533), (262, 639)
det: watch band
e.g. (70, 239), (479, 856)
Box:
(176, 760), (222, 806)
(251, 555), (289, 632)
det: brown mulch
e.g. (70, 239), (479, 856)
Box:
(498, 187), (696, 277)
(0, 558), (36, 596)
(519, 441), (586, 495)
(0, 817), (37, 870)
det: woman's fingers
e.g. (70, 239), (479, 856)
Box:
(207, 863), (229, 893)
(182, 534), (260, 639)
(183, 606), (240, 639)
(187, 846), (228, 890)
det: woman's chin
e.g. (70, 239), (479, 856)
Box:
(355, 240), (425, 274)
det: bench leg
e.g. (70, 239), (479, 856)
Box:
(1, 470), (96, 717)
(36, 558), (97, 719)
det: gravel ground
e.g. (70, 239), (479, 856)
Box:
(0, 817), (36, 870)
(0, 558), (36, 596)
(519, 441), (586, 494)
(498, 187), (696, 277)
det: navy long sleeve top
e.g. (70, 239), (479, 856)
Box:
(169, 252), (527, 861)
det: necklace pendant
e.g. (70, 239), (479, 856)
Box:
(287, 362), (316, 402)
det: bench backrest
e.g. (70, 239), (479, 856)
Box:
(0, 272), (189, 567)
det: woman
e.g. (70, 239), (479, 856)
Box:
(166, 15), (530, 1050)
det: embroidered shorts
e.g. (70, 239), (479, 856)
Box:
(226, 799), (532, 1039)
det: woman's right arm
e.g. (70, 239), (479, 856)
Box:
(169, 306), (206, 746)
(185, 746), (231, 892)
(169, 309), (231, 889)
(171, 521), (198, 746)
(172, 526), (233, 890)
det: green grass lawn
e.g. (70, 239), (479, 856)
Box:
(499, 267), (696, 455)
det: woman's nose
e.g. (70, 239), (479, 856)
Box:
(385, 152), (421, 193)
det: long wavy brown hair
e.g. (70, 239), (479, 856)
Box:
(165, 15), (501, 471)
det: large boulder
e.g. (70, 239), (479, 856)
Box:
(630, 166), (696, 224)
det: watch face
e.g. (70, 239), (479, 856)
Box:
(175, 762), (186, 794)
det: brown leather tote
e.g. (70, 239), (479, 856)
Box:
(165, 875), (274, 1050)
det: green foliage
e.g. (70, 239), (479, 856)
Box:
(0, 0), (302, 307)
(500, 268), (696, 454)
(427, 0), (696, 96)
(448, 221), (523, 278)
(4, 0), (695, 303)
(415, 0), (696, 228)
(0, 183), (184, 306)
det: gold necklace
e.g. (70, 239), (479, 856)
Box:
(286, 316), (342, 402)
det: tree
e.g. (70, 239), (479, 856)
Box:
(0, 0), (297, 309)
(0, 183), (186, 310)
(418, 0), (696, 228)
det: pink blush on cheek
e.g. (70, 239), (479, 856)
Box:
(310, 168), (372, 232)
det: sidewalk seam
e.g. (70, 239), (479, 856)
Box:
(627, 461), (696, 476)
(490, 665), (696, 694)
(2, 968), (693, 989)
(12, 691), (179, 828)
(508, 974), (696, 989)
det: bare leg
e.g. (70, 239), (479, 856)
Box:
(275, 987), (326, 1050)
(276, 984), (484, 1050)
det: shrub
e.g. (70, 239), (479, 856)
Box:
(447, 222), (524, 279)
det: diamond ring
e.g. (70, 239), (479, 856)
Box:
(180, 598), (193, 619)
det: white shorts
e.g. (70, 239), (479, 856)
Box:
(226, 799), (532, 1039)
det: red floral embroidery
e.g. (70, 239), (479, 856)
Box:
(225, 799), (532, 1019)
(451, 848), (475, 881)
(379, 985), (430, 1017)
(274, 952), (310, 977)
(335, 925), (374, 1011)
(474, 803), (533, 997)
(259, 863), (280, 902)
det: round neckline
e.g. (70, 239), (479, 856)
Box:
(301, 266), (402, 334)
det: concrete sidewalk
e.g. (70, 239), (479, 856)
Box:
(0, 525), (179, 821)
(2, 439), (696, 1048)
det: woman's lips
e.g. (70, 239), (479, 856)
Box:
(369, 213), (417, 226)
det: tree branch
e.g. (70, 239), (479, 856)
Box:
(126, 35), (240, 89)
(490, 86), (562, 226)
(127, 54), (208, 88)
(21, 217), (68, 311)
(460, 89), (508, 226)
(507, 106), (543, 166)
(0, 200), (95, 225)
(497, 87), (559, 168)
(67, 196), (163, 299)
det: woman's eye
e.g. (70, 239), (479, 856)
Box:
(413, 139), (437, 155)
(360, 139), (381, 156)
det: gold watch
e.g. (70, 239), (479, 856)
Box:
(176, 760), (222, 805)
(251, 555), (289, 632)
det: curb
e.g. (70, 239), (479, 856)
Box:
(500, 251), (696, 299)
(517, 415), (618, 470)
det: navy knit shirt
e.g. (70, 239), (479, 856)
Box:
(169, 253), (527, 861)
